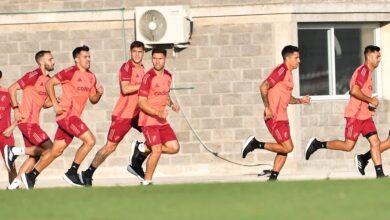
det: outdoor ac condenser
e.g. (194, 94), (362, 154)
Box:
(135, 5), (193, 48)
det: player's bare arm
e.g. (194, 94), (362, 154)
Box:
(8, 82), (23, 122)
(43, 97), (54, 109)
(139, 96), (167, 119)
(168, 95), (180, 112)
(2, 119), (17, 137)
(120, 80), (141, 95)
(90, 83), (104, 104)
(350, 84), (378, 107)
(46, 77), (65, 115)
(289, 95), (311, 105)
(260, 80), (272, 119)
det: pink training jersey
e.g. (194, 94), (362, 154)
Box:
(54, 66), (97, 121)
(0, 87), (12, 133)
(111, 60), (145, 119)
(17, 68), (50, 124)
(265, 63), (293, 121)
(138, 68), (172, 126)
(345, 64), (373, 120)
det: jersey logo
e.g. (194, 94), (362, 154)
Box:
(155, 83), (160, 88)
(78, 78), (82, 82)
(40, 82), (44, 86)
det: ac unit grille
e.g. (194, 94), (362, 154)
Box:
(139, 10), (167, 42)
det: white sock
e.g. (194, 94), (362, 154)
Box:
(138, 143), (145, 153)
(11, 147), (25, 156)
(141, 180), (153, 185)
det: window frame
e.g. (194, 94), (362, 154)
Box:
(297, 23), (382, 101)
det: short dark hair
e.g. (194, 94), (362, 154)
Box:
(0, 70), (2, 79)
(130, 41), (145, 50)
(35, 50), (51, 64)
(152, 48), (167, 57)
(364, 45), (380, 57)
(281, 45), (299, 60)
(72, 45), (90, 59)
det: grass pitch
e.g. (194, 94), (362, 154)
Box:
(0, 179), (389, 220)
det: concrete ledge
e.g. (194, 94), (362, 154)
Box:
(0, 3), (390, 25)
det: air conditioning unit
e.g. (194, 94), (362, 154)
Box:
(135, 5), (193, 48)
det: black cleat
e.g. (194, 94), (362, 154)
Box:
(80, 171), (93, 186)
(258, 169), (272, 177)
(355, 154), (369, 176)
(127, 164), (145, 181)
(21, 173), (35, 190)
(127, 141), (146, 181)
(241, 136), (256, 159)
(130, 141), (147, 165)
(4, 145), (18, 171)
(63, 171), (84, 187)
(304, 137), (321, 160)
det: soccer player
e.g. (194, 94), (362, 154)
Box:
(5, 51), (55, 189)
(79, 41), (146, 186)
(0, 70), (18, 184)
(21, 45), (104, 189)
(241, 45), (311, 181)
(355, 135), (390, 176)
(137, 48), (181, 185)
(305, 45), (386, 178)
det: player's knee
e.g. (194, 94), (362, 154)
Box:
(151, 145), (163, 154)
(344, 144), (355, 152)
(171, 144), (180, 154)
(52, 146), (65, 157)
(84, 136), (96, 148)
(285, 145), (294, 153)
(370, 140), (380, 149)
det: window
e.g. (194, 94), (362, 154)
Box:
(298, 23), (381, 99)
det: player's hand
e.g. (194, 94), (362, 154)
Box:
(2, 128), (13, 137)
(54, 105), (66, 116)
(157, 110), (168, 119)
(171, 104), (180, 113)
(370, 96), (379, 107)
(14, 109), (24, 122)
(264, 107), (273, 120)
(300, 95), (311, 104)
(96, 83), (104, 95)
(370, 109), (377, 116)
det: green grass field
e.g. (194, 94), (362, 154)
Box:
(0, 179), (389, 220)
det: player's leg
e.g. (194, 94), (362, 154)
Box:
(367, 134), (385, 178)
(21, 140), (68, 189)
(355, 132), (390, 176)
(268, 138), (294, 181)
(80, 140), (118, 186)
(305, 118), (358, 160)
(63, 130), (95, 187)
(242, 120), (292, 157)
(143, 143), (162, 185)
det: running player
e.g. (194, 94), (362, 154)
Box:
(21, 45), (104, 189)
(305, 45), (385, 178)
(79, 41), (146, 186)
(5, 51), (55, 189)
(241, 45), (311, 181)
(137, 48), (181, 185)
(0, 70), (17, 184)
